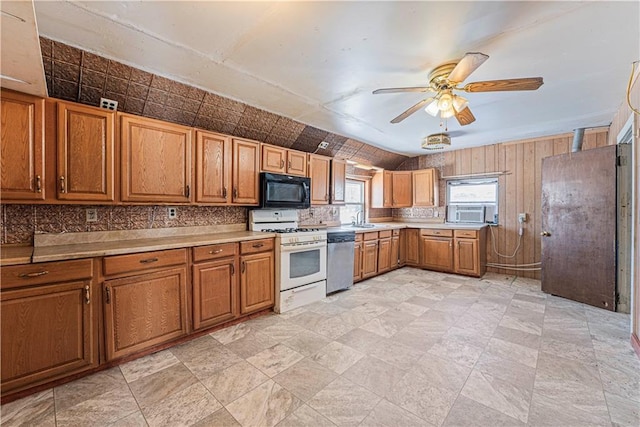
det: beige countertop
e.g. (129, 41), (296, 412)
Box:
(328, 222), (488, 233)
(2, 225), (276, 265)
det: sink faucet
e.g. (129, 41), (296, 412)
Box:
(355, 210), (363, 225)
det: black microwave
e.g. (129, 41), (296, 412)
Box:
(260, 172), (311, 209)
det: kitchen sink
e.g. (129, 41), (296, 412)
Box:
(351, 223), (377, 229)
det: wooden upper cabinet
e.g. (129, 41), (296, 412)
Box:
(196, 131), (231, 204)
(413, 169), (439, 207)
(309, 153), (331, 205)
(371, 170), (392, 208)
(261, 145), (287, 174)
(232, 138), (260, 205)
(120, 114), (193, 203)
(57, 102), (115, 202)
(1, 90), (45, 201)
(287, 150), (307, 176)
(330, 158), (346, 205)
(392, 171), (413, 207)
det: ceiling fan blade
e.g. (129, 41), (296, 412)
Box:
(455, 107), (476, 126)
(463, 77), (544, 92)
(447, 52), (489, 83)
(391, 98), (433, 124)
(373, 87), (432, 94)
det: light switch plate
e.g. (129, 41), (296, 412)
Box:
(86, 209), (97, 222)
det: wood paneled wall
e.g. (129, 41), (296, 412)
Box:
(438, 129), (610, 279)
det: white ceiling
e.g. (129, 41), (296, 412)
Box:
(27, 1), (640, 155)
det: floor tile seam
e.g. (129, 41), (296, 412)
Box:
(121, 369), (151, 426)
(525, 308), (546, 426)
(201, 368), (271, 408)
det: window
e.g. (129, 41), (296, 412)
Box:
(340, 179), (365, 225)
(446, 178), (499, 223)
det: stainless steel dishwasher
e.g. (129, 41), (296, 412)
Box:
(326, 230), (356, 294)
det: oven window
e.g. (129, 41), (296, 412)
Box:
(290, 249), (321, 278)
(267, 182), (304, 202)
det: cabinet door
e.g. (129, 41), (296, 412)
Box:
(398, 230), (407, 266)
(1, 280), (97, 393)
(262, 145), (286, 174)
(421, 237), (454, 272)
(240, 252), (274, 314)
(392, 171), (413, 207)
(287, 150), (307, 177)
(353, 241), (363, 282)
(412, 169), (438, 207)
(196, 131), (231, 204)
(104, 267), (188, 360)
(331, 158), (346, 205)
(309, 154), (330, 205)
(377, 238), (392, 273)
(1, 90), (45, 200)
(121, 115), (192, 203)
(232, 138), (260, 205)
(383, 171), (393, 207)
(454, 238), (479, 276)
(57, 102), (115, 202)
(390, 235), (400, 270)
(193, 258), (238, 330)
(405, 229), (421, 266)
(362, 241), (378, 278)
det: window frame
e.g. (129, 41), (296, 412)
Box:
(340, 178), (367, 225)
(446, 177), (499, 224)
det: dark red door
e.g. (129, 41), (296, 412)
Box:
(541, 145), (616, 310)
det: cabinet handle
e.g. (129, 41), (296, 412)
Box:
(185, 185), (190, 198)
(84, 285), (90, 305)
(223, 187), (227, 198)
(233, 188), (238, 199)
(288, 160), (292, 169)
(252, 243), (264, 248)
(241, 261), (246, 274)
(59, 176), (66, 193)
(18, 270), (49, 278)
(105, 286), (111, 304)
(209, 248), (224, 254)
(230, 263), (235, 275)
(35, 175), (42, 193)
(280, 159), (285, 168)
(139, 257), (159, 264)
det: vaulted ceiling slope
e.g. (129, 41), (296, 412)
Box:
(31, 1), (640, 155)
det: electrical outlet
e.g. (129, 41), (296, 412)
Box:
(433, 210), (439, 218)
(168, 207), (177, 219)
(318, 141), (329, 149)
(86, 208), (97, 222)
(99, 98), (118, 111)
(518, 213), (527, 223)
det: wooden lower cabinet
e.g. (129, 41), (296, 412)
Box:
(362, 241), (378, 278)
(377, 237), (392, 273)
(193, 258), (238, 330)
(454, 238), (478, 276)
(1, 260), (97, 394)
(353, 240), (363, 282)
(103, 267), (188, 360)
(420, 236), (454, 272)
(405, 229), (421, 266)
(390, 234), (400, 270)
(240, 251), (274, 314)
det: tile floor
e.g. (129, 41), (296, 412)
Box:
(2, 268), (639, 426)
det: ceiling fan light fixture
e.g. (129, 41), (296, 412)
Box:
(424, 98), (440, 116)
(437, 92), (453, 111)
(440, 106), (456, 119)
(422, 133), (451, 150)
(452, 95), (469, 112)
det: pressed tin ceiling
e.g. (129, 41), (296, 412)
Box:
(18, 1), (640, 154)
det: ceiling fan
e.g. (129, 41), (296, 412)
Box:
(373, 52), (543, 126)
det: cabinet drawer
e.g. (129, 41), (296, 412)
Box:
(355, 233), (363, 242)
(103, 249), (187, 276)
(454, 230), (478, 239)
(392, 229), (400, 236)
(378, 230), (392, 239)
(1, 259), (93, 290)
(193, 243), (238, 262)
(240, 238), (274, 254)
(363, 232), (379, 241)
(420, 229), (453, 237)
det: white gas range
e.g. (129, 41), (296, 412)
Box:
(249, 210), (327, 313)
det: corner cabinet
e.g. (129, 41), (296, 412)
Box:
(232, 138), (260, 205)
(412, 168), (439, 207)
(0, 90), (45, 201)
(1, 259), (98, 394)
(308, 154), (331, 205)
(120, 114), (193, 203)
(371, 170), (412, 208)
(57, 101), (115, 202)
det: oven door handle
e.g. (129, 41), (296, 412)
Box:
(280, 241), (327, 252)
